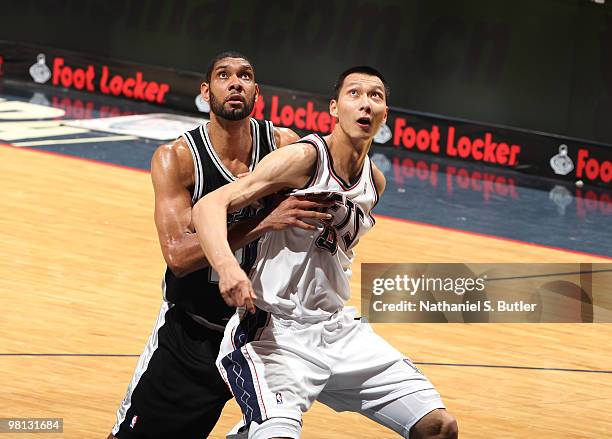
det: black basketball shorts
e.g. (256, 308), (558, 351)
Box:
(111, 302), (232, 439)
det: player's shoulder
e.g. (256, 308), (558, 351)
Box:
(151, 136), (194, 182)
(153, 137), (192, 163)
(272, 125), (300, 147)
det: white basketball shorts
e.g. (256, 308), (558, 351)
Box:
(216, 306), (445, 436)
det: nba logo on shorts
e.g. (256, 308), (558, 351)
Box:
(276, 392), (283, 405)
(130, 415), (138, 429)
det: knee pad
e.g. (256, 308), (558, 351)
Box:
(248, 417), (302, 439)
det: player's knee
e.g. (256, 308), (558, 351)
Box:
(410, 409), (458, 439)
(439, 413), (458, 439)
(248, 418), (301, 439)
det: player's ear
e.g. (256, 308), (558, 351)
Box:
(329, 99), (338, 118)
(201, 81), (210, 103)
(254, 83), (260, 102)
(383, 106), (388, 124)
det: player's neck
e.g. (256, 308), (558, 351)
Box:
(207, 115), (253, 163)
(326, 129), (371, 185)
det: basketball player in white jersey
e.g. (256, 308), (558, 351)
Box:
(192, 66), (458, 439)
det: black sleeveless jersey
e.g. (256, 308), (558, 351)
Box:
(163, 118), (277, 331)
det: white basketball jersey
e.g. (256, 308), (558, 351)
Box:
(250, 134), (379, 321)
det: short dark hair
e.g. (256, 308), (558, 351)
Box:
(333, 66), (389, 101)
(205, 51), (254, 83)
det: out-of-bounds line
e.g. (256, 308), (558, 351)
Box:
(486, 269), (612, 282)
(12, 135), (138, 147)
(415, 361), (612, 374)
(2, 353), (610, 374)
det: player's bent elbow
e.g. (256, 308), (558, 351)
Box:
(191, 197), (205, 223)
(162, 243), (193, 278)
(191, 199), (206, 237)
(192, 195), (217, 229)
(193, 192), (232, 231)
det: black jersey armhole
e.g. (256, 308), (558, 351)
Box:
(369, 158), (381, 208)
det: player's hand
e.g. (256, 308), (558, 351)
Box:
(261, 195), (333, 232)
(217, 260), (256, 313)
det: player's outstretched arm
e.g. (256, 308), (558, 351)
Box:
(226, 126), (319, 245)
(152, 139), (270, 277)
(192, 143), (318, 311)
(152, 133), (323, 278)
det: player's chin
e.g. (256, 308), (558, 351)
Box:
(226, 102), (245, 111)
(350, 127), (374, 141)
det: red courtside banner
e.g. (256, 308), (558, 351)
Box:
(1, 41), (610, 188)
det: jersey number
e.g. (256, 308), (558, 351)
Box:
(316, 198), (365, 254)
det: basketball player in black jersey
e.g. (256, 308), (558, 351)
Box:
(108, 52), (331, 439)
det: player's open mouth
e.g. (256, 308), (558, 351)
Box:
(226, 94), (245, 105)
(357, 117), (371, 129)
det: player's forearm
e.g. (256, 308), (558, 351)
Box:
(192, 194), (237, 272)
(163, 233), (209, 277)
(165, 220), (263, 277)
(228, 213), (268, 250)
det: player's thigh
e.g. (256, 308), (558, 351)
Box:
(220, 320), (331, 425)
(325, 321), (438, 409)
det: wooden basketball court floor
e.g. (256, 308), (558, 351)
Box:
(1, 143), (611, 439)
